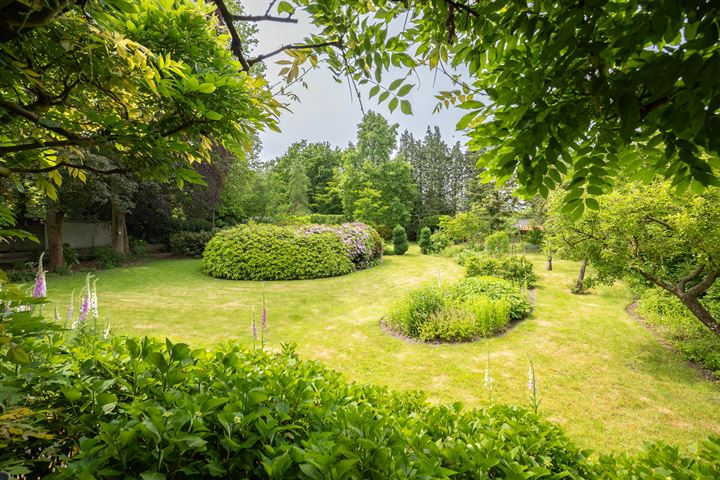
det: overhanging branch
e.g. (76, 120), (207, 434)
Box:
(232, 14), (297, 24)
(248, 39), (342, 66)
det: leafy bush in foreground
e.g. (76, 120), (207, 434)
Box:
(203, 222), (382, 280)
(385, 276), (531, 342)
(2, 330), (719, 479)
(0, 331), (591, 479)
(639, 287), (720, 377)
(465, 254), (537, 286)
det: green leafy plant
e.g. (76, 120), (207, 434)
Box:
(392, 224), (409, 256)
(90, 247), (124, 270)
(418, 226), (432, 254)
(169, 230), (217, 258)
(485, 231), (511, 257)
(466, 255), (537, 287)
(385, 276), (530, 342)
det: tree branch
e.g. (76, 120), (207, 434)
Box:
(1, 160), (127, 176)
(678, 264), (705, 293)
(0, 98), (84, 140)
(687, 267), (719, 298)
(633, 266), (678, 295)
(248, 39), (342, 66)
(211, 0), (251, 72)
(232, 14), (297, 24)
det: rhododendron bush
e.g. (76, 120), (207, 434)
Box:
(203, 222), (383, 280)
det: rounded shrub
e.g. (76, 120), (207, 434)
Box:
(392, 224), (409, 256)
(203, 222), (382, 280)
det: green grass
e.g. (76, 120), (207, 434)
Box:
(44, 246), (720, 453)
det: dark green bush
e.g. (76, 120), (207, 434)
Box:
(392, 224), (409, 255)
(90, 246), (124, 269)
(62, 243), (79, 268)
(169, 230), (216, 257)
(418, 226), (432, 254)
(466, 255), (537, 286)
(385, 276), (531, 342)
(203, 223), (382, 281)
(638, 287), (720, 377)
(129, 237), (149, 256)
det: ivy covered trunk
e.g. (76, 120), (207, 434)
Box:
(111, 201), (130, 256)
(45, 200), (65, 271)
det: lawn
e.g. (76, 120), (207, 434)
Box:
(45, 247), (720, 453)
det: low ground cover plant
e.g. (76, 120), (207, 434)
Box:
(203, 222), (382, 280)
(385, 276), (531, 342)
(466, 254), (537, 286)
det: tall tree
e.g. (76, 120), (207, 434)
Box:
(356, 111), (398, 166)
(285, 161), (310, 215)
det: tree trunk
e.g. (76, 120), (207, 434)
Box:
(547, 255), (552, 271)
(111, 201), (129, 256)
(679, 294), (720, 337)
(45, 200), (65, 271)
(574, 258), (588, 294)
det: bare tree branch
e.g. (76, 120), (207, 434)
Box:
(211, 0), (251, 72)
(232, 14), (297, 24)
(248, 39), (342, 66)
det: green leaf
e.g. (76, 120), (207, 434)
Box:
(196, 83), (216, 94)
(397, 84), (413, 97)
(388, 78), (403, 91)
(277, 1), (295, 15)
(400, 100), (412, 115)
(389, 97), (398, 112)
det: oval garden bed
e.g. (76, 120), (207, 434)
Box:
(203, 222), (383, 280)
(382, 276), (532, 343)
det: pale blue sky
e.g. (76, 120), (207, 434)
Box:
(245, 1), (469, 161)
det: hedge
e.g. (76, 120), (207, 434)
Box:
(203, 222), (382, 280)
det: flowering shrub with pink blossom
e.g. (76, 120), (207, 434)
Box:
(299, 222), (383, 270)
(203, 222), (383, 280)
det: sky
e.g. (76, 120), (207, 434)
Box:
(244, 1), (470, 161)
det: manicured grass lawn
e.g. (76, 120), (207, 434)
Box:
(45, 246), (720, 453)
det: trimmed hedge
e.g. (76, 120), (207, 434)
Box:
(203, 222), (383, 280)
(385, 276), (532, 342)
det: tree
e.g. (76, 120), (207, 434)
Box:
(356, 111), (398, 166)
(418, 227), (432, 255)
(285, 161), (310, 215)
(271, 141), (343, 214)
(0, 0), (279, 233)
(546, 182), (720, 335)
(392, 225), (409, 256)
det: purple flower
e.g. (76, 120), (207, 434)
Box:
(32, 253), (46, 298)
(251, 317), (258, 341)
(261, 305), (268, 332)
(79, 289), (90, 323)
